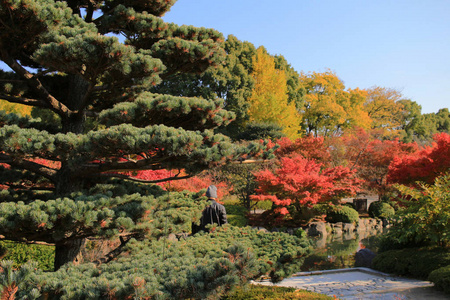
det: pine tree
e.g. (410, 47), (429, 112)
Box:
(0, 1), (310, 297)
(0, 0), (278, 268)
(151, 34), (257, 138)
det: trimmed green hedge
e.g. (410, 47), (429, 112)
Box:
(372, 246), (450, 279)
(224, 202), (248, 227)
(325, 205), (359, 224)
(428, 265), (450, 294)
(368, 201), (395, 219)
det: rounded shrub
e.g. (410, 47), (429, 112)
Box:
(428, 265), (450, 294)
(343, 202), (357, 211)
(368, 201), (395, 219)
(325, 205), (359, 224)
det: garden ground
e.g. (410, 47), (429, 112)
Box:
(255, 267), (450, 299)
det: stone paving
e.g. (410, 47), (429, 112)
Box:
(254, 268), (450, 299)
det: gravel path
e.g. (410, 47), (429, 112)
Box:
(254, 268), (449, 299)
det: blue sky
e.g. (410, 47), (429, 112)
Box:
(163, 0), (450, 114)
(1, 1), (448, 114)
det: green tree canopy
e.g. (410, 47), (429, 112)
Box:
(0, 0), (278, 273)
(150, 34), (257, 137)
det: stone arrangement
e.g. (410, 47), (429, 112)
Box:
(305, 218), (386, 238)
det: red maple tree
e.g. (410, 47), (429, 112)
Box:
(251, 154), (362, 216)
(388, 132), (450, 186)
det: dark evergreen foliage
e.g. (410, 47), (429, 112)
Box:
(0, 0), (309, 297)
(236, 122), (285, 141)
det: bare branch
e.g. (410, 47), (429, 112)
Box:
(230, 159), (267, 164)
(93, 234), (136, 265)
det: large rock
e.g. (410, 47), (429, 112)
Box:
(306, 222), (328, 237)
(343, 223), (355, 232)
(343, 231), (356, 241)
(354, 248), (376, 268)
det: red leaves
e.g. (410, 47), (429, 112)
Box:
(253, 154), (361, 214)
(388, 133), (450, 186)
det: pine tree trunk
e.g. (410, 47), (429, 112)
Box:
(54, 239), (86, 270)
(61, 73), (89, 134)
(52, 75), (91, 270)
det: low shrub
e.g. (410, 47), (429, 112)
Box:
(368, 201), (395, 219)
(372, 246), (450, 279)
(428, 265), (450, 294)
(325, 205), (359, 224)
(377, 232), (428, 252)
(223, 284), (334, 300)
(35, 226), (311, 298)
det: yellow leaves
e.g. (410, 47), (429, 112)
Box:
(248, 47), (302, 139)
(299, 71), (372, 136)
(0, 100), (32, 117)
(363, 86), (406, 138)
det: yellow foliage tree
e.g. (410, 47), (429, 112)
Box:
(298, 70), (371, 136)
(248, 47), (302, 139)
(0, 99), (32, 116)
(363, 86), (406, 137)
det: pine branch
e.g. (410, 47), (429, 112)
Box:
(0, 49), (74, 117)
(97, 172), (192, 184)
(0, 236), (55, 246)
(0, 93), (50, 108)
(93, 234), (135, 265)
(80, 158), (171, 175)
(0, 153), (58, 181)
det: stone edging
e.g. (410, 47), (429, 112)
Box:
(292, 267), (391, 277)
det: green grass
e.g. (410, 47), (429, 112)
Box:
(224, 197), (249, 227)
(223, 284), (335, 300)
(0, 240), (54, 271)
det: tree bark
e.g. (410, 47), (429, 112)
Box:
(54, 239), (86, 270)
(61, 73), (90, 134)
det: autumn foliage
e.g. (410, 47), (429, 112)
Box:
(327, 129), (419, 195)
(251, 154), (362, 216)
(124, 169), (231, 200)
(388, 132), (450, 186)
(272, 135), (331, 163)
